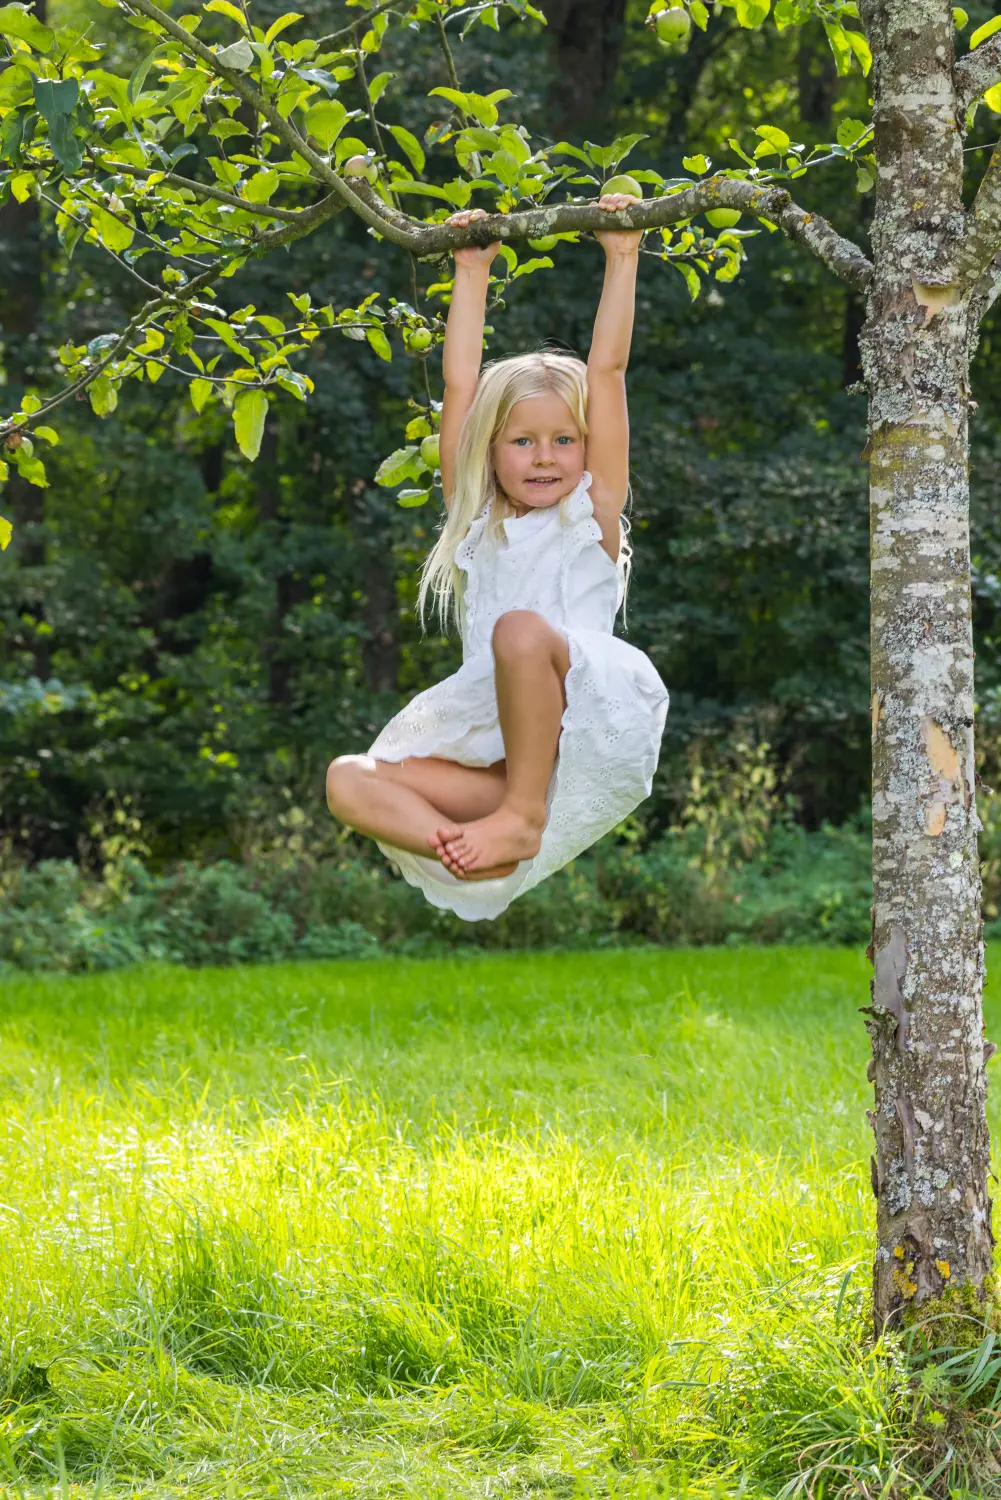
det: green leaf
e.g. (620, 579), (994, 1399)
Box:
(0, 63), (33, 109)
(511, 255), (553, 279)
(208, 117), (249, 140)
(689, 1), (709, 28)
(683, 153), (710, 175)
(0, 109), (26, 165)
(844, 29), (872, 75)
(397, 490), (430, 507)
(33, 426), (58, 444)
(754, 125), (790, 154)
(243, 169), (279, 202)
(735, 0), (770, 25)
(127, 46), (161, 103)
(368, 70), (394, 103)
(375, 445), (419, 485)
(13, 449), (47, 487)
(204, 317), (256, 363)
(88, 374), (118, 417)
(0, 3), (54, 50)
(836, 117), (868, 150)
(971, 14), (1001, 48)
(389, 123), (425, 174)
(89, 67), (133, 122)
(823, 22), (853, 76)
(216, 35), (255, 69)
(675, 262), (701, 300)
(304, 98), (348, 148)
(233, 388), (268, 460)
(32, 76), (82, 172)
(91, 205), (134, 253)
(264, 10), (302, 43)
(206, 0), (249, 29)
(253, 314), (286, 335)
(190, 378), (212, 412)
(0, 514), (11, 551)
(953, 8), (968, 29)
(366, 326), (392, 361)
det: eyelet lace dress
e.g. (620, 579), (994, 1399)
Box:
(368, 471), (669, 921)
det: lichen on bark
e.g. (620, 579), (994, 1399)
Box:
(859, 0), (995, 1333)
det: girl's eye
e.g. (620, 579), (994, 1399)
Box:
(514, 437), (531, 446)
(556, 436), (573, 445)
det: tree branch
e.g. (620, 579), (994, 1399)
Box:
(315, 0), (399, 50)
(121, 0), (873, 292)
(349, 175), (875, 290)
(0, 268), (218, 438)
(958, 141), (1001, 293)
(93, 157), (330, 222)
(123, 0), (392, 237)
(954, 34), (1001, 120)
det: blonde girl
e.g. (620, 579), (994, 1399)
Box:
(326, 196), (669, 922)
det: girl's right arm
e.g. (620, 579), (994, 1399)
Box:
(439, 210), (499, 505)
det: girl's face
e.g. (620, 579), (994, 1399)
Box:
(492, 392), (584, 515)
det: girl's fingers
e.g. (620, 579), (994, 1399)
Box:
(597, 193), (640, 212)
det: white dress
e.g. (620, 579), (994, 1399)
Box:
(368, 472), (669, 921)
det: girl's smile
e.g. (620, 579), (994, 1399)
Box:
(491, 392), (584, 516)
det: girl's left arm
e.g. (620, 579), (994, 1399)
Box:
(586, 195), (642, 559)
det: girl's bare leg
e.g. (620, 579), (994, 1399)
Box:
(326, 755), (506, 857)
(434, 610), (569, 878)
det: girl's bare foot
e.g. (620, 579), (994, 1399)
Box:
(434, 804), (544, 877)
(428, 824), (518, 880)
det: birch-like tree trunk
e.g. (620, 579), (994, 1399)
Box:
(860, 0), (995, 1332)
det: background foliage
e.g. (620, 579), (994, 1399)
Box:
(5, 0), (1001, 954)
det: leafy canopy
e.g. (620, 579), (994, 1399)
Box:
(0, 0), (926, 543)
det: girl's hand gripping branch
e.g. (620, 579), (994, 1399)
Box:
(439, 209), (500, 504)
(586, 193), (643, 557)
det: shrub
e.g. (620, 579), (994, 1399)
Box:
(0, 814), (873, 974)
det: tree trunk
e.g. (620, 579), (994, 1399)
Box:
(538, 0), (627, 134)
(860, 0), (994, 1333)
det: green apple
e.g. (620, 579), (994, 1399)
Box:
(602, 174), (643, 199)
(420, 434), (440, 470)
(705, 208), (741, 228)
(343, 154), (378, 183)
(653, 6), (692, 44)
(404, 327), (433, 355)
(528, 235), (559, 250)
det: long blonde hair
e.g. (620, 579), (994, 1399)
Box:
(418, 350), (631, 632)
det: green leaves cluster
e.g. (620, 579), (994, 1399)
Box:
(0, 0), (889, 529)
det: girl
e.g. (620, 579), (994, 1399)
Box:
(326, 194), (669, 922)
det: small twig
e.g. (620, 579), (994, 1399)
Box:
(0, 267), (218, 437)
(431, 7), (480, 176)
(316, 0), (398, 51)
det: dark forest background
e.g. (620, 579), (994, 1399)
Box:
(6, 0), (1001, 961)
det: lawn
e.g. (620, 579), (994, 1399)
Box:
(0, 946), (990, 1498)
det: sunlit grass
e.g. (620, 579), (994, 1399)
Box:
(0, 947), (997, 1497)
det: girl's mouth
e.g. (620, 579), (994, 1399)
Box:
(526, 476), (560, 486)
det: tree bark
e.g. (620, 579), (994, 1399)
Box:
(859, 0), (994, 1333)
(538, 0), (627, 134)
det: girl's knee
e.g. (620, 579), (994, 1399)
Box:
(325, 754), (369, 820)
(492, 609), (551, 658)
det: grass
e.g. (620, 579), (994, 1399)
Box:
(0, 946), (998, 1498)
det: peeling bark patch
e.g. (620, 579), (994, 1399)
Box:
(912, 277), (961, 323)
(921, 717), (964, 834)
(923, 718), (960, 779)
(925, 801), (947, 835)
(872, 689), (885, 744)
(873, 924), (910, 1051)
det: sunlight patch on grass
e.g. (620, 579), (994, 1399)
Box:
(1, 948), (996, 1497)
